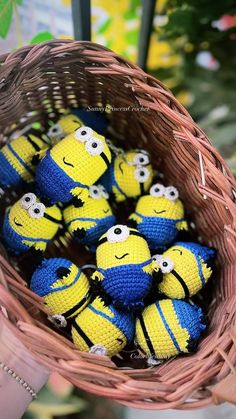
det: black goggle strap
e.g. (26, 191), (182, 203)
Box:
(97, 230), (145, 246)
(140, 182), (145, 195)
(100, 151), (110, 169)
(171, 269), (190, 299)
(44, 213), (62, 224)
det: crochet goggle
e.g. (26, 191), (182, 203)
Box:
(89, 184), (109, 200)
(98, 224), (145, 246)
(20, 193), (61, 224)
(149, 183), (179, 201)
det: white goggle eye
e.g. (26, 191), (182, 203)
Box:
(107, 225), (129, 243)
(153, 255), (174, 273)
(75, 126), (93, 142)
(21, 193), (37, 209)
(98, 184), (109, 199)
(164, 186), (179, 201)
(47, 124), (64, 138)
(85, 137), (104, 156)
(134, 167), (150, 183)
(28, 203), (45, 219)
(133, 152), (150, 166)
(150, 183), (165, 197)
(89, 185), (101, 199)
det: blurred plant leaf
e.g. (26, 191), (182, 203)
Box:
(0, 0), (13, 38)
(30, 31), (54, 44)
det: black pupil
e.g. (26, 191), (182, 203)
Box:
(25, 197), (30, 202)
(81, 130), (87, 135)
(114, 228), (122, 234)
(155, 188), (159, 192)
(140, 171), (145, 176)
(92, 142), (97, 148)
(94, 190), (98, 194)
(170, 191), (175, 196)
(52, 127), (58, 132)
(140, 157), (144, 162)
(163, 262), (168, 267)
(34, 208), (40, 214)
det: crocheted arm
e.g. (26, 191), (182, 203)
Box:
(22, 240), (46, 252)
(176, 220), (188, 231)
(112, 185), (126, 202)
(90, 270), (104, 282)
(142, 260), (157, 275)
(70, 219), (97, 239)
(128, 212), (142, 225)
(31, 147), (48, 166)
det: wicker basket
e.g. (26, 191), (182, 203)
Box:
(0, 40), (236, 410)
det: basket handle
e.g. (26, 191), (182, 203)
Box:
(212, 373), (236, 405)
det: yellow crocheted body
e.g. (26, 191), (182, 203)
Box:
(51, 129), (111, 187)
(113, 151), (153, 201)
(95, 226), (153, 270)
(48, 114), (83, 144)
(45, 264), (90, 318)
(63, 194), (113, 235)
(158, 244), (213, 298)
(2, 134), (49, 182)
(132, 194), (185, 221)
(135, 300), (190, 359)
(71, 297), (133, 356)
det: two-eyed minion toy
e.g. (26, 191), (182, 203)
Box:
(71, 296), (135, 357)
(2, 192), (62, 255)
(152, 242), (215, 299)
(36, 126), (111, 205)
(101, 149), (153, 202)
(63, 184), (116, 251)
(135, 299), (207, 360)
(0, 130), (50, 189)
(129, 183), (188, 250)
(30, 257), (90, 327)
(90, 224), (157, 310)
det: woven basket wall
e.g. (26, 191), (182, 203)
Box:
(0, 40), (236, 410)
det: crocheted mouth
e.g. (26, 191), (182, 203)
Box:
(154, 209), (166, 214)
(63, 157), (74, 167)
(14, 217), (23, 227)
(103, 209), (110, 214)
(172, 249), (183, 255)
(119, 161), (124, 174)
(115, 253), (129, 260)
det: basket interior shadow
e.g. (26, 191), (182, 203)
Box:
(0, 40), (236, 409)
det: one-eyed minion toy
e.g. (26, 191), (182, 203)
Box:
(128, 183), (188, 250)
(101, 149), (153, 202)
(2, 192), (62, 255)
(90, 225), (157, 310)
(63, 184), (116, 251)
(71, 296), (135, 357)
(0, 131), (50, 189)
(152, 242), (215, 299)
(47, 114), (83, 145)
(35, 126), (112, 205)
(135, 299), (206, 360)
(30, 258), (90, 327)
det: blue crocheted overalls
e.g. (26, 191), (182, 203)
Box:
(97, 259), (153, 309)
(36, 151), (89, 204)
(101, 163), (126, 200)
(135, 212), (184, 249)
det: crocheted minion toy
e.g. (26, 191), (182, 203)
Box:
(47, 114), (83, 145)
(63, 184), (116, 252)
(71, 296), (135, 357)
(35, 126), (112, 205)
(101, 149), (153, 202)
(2, 192), (62, 255)
(128, 183), (188, 250)
(30, 258), (90, 327)
(90, 224), (157, 310)
(135, 299), (206, 360)
(152, 242), (215, 299)
(0, 131), (50, 189)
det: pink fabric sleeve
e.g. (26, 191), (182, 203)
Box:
(0, 321), (50, 419)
